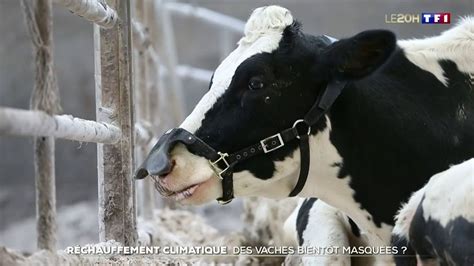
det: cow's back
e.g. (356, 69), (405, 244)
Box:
(409, 159), (474, 265)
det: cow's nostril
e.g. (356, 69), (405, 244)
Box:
(159, 159), (176, 178)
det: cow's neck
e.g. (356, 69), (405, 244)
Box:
(296, 46), (473, 245)
(297, 121), (393, 246)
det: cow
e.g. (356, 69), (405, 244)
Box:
(392, 158), (474, 266)
(283, 198), (372, 266)
(135, 5), (474, 264)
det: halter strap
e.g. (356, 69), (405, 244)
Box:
(138, 80), (347, 204)
(214, 80), (347, 204)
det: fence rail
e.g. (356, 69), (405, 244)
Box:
(94, 0), (137, 245)
(176, 65), (213, 83)
(1, 0), (246, 254)
(0, 107), (121, 144)
(53, 0), (117, 28)
(165, 2), (245, 33)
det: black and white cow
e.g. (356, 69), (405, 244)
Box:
(392, 158), (474, 266)
(283, 198), (370, 265)
(136, 5), (474, 264)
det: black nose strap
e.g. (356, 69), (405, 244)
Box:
(134, 128), (220, 179)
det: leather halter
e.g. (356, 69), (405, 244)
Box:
(141, 80), (347, 205)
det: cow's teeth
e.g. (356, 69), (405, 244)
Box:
(169, 184), (199, 201)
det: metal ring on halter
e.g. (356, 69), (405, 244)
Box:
(292, 119), (311, 139)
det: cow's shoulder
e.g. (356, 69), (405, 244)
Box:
(398, 17), (474, 87)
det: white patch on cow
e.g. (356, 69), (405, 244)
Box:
(180, 6), (294, 133)
(294, 119), (394, 248)
(285, 199), (377, 265)
(231, 117), (394, 247)
(304, 172), (394, 248)
(232, 156), (299, 199)
(301, 200), (351, 266)
(163, 144), (221, 204)
(393, 186), (427, 239)
(209, 116), (393, 248)
(421, 158), (474, 227)
(240, 6), (294, 46)
(398, 17), (474, 87)
(393, 158), (474, 247)
(283, 198), (304, 246)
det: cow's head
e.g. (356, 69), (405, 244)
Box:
(135, 6), (396, 205)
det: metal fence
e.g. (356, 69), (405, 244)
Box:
(0, 0), (244, 251)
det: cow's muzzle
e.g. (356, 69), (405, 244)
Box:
(134, 128), (221, 180)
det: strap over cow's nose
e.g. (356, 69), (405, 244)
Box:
(134, 129), (177, 179)
(134, 128), (221, 180)
(134, 149), (174, 179)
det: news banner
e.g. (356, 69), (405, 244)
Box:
(65, 245), (407, 256)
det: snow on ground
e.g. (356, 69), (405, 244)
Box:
(0, 199), (245, 253)
(0, 198), (295, 265)
(0, 202), (285, 265)
(0, 201), (99, 253)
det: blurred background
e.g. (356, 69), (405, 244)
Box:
(0, 0), (472, 252)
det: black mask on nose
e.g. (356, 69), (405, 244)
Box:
(134, 128), (221, 180)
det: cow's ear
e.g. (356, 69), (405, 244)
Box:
(321, 30), (396, 80)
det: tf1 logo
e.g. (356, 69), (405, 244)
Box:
(385, 13), (451, 24)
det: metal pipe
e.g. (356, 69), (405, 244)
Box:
(165, 2), (244, 34)
(0, 107), (121, 144)
(53, 0), (118, 28)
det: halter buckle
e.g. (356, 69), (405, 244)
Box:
(260, 133), (284, 153)
(209, 152), (230, 180)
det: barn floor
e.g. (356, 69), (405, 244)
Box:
(0, 208), (285, 265)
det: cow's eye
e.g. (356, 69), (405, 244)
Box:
(248, 77), (264, 90)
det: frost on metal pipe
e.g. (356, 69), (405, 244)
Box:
(133, 0), (158, 220)
(177, 65), (214, 83)
(95, 0), (137, 246)
(0, 107), (121, 144)
(20, 0), (59, 251)
(157, 2), (186, 122)
(54, 0), (118, 28)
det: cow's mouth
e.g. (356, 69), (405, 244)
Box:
(151, 175), (208, 202)
(165, 183), (201, 201)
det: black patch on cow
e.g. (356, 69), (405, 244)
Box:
(322, 30), (396, 80)
(296, 198), (318, 245)
(391, 234), (417, 266)
(332, 161), (349, 179)
(348, 218), (361, 237)
(329, 52), (474, 226)
(194, 19), (473, 230)
(195, 23), (330, 179)
(409, 199), (474, 265)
